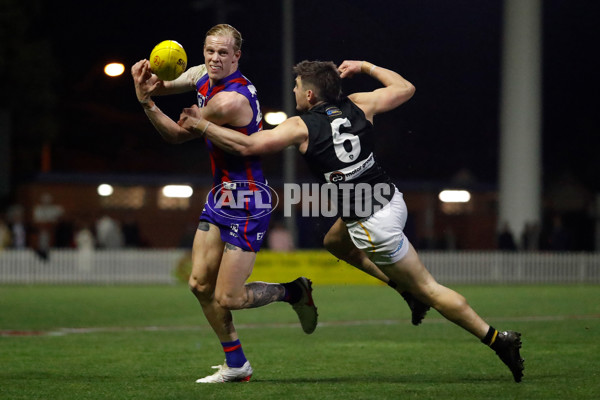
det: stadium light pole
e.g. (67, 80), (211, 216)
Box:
(498, 0), (542, 242)
(282, 0), (298, 247)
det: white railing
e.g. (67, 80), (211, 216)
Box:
(0, 249), (187, 285)
(0, 249), (598, 285)
(419, 252), (600, 284)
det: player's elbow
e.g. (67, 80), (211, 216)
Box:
(406, 82), (417, 97)
(388, 83), (416, 108)
(397, 83), (416, 102)
(406, 82), (416, 98)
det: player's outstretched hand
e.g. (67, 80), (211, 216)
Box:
(131, 59), (164, 103)
(338, 60), (364, 79)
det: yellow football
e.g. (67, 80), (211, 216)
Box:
(149, 40), (187, 81)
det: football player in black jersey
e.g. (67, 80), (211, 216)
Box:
(179, 60), (524, 382)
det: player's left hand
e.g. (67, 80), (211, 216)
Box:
(178, 105), (203, 132)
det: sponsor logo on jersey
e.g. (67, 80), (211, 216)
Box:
(326, 107), (342, 117)
(229, 223), (239, 237)
(324, 152), (375, 183)
(197, 93), (207, 108)
(329, 171), (346, 182)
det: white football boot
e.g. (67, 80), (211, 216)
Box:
(195, 360), (253, 383)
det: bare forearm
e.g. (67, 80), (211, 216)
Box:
(361, 61), (415, 93)
(142, 101), (199, 144)
(156, 65), (207, 96)
(195, 118), (252, 156)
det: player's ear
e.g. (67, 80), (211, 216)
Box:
(233, 49), (241, 62)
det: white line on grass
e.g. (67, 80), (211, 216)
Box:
(2, 314), (598, 337)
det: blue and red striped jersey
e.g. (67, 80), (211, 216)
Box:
(196, 70), (265, 189)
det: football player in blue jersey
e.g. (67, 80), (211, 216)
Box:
(132, 25), (318, 383)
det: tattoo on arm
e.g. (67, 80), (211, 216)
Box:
(243, 282), (285, 308)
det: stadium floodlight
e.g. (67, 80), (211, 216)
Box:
(264, 111), (287, 126)
(162, 185), (193, 198)
(438, 189), (471, 203)
(97, 184), (114, 197)
(104, 63), (125, 77)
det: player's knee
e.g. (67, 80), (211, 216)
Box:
(188, 275), (213, 302)
(215, 292), (243, 310)
(451, 292), (469, 312)
(425, 285), (468, 313)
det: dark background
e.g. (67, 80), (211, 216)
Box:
(1, 1), (599, 227)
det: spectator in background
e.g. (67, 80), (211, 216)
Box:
(33, 193), (64, 259)
(75, 221), (96, 272)
(520, 221), (540, 251)
(95, 214), (125, 249)
(547, 215), (569, 251)
(122, 216), (141, 247)
(54, 215), (74, 248)
(498, 222), (517, 251)
(7, 204), (27, 249)
(267, 221), (294, 252)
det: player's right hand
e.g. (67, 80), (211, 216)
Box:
(338, 60), (363, 79)
(131, 59), (164, 103)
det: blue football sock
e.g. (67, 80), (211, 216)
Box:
(221, 339), (247, 368)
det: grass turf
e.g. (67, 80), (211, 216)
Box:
(1, 284), (599, 399)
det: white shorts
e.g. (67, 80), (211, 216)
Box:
(344, 188), (410, 265)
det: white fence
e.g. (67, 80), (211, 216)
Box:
(0, 249), (187, 285)
(419, 252), (600, 284)
(0, 249), (599, 285)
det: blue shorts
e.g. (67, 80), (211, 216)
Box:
(199, 183), (272, 252)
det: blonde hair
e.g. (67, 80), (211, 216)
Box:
(204, 24), (243, 52)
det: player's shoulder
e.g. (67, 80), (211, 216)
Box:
(176, 64), (208, 87)
(209, 90), (250, 113)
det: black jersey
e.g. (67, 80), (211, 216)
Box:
(300, 97), (394, 220)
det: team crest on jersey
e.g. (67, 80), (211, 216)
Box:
(197, 93), (207, 108)
(326, 107), (342, 117)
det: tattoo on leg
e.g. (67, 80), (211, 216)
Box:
(223, 242), (240, 253)
(243, 282), (285, 308)
(197, 221), (210, 231)
(224, 242), (249, 253)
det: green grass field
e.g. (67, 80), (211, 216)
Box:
(1, 284), (599, 399)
